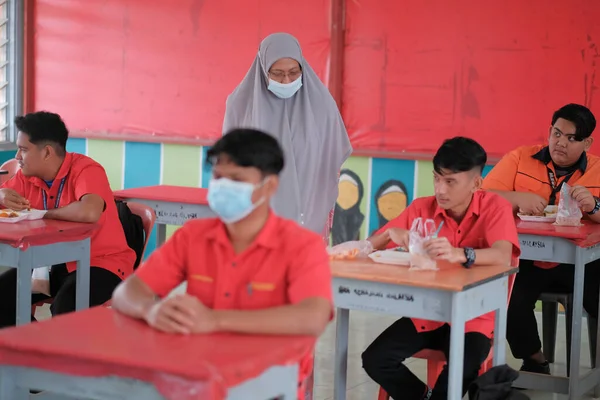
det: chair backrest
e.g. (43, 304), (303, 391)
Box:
(0, 159), (19, 184)
(126, 201), (157, 261)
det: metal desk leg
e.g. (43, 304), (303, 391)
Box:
(595, 281), (600, 398)
(334, 307), (349, 400)
(588, 276), (600, 399)
(0, 367), (27, 400)
(15, 251), (33, 326)
(568, 247), (585, 399)
(493, 278), (509, 366)
(448, 292), (466, 400)
(75, 238), (91, 311)
(157, 223), (167, 247)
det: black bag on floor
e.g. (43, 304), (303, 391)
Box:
(115, 200), (145, 269)
(468, 364), (530, 400)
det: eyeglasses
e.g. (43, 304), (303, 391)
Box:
(268, 69), (302, 81)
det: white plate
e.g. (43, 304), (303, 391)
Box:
(517, 214), (557, 223)
(0, 209), (47, 224)
(368, 250), (411, 266)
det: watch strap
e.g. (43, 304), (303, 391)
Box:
(588, 197), (600, 215)
(462, 247), (476, 268)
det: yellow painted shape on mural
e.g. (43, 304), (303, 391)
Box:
(376, 188), (407, 222)
(337, 180), (360, 210)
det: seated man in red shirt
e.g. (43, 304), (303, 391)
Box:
(361, 137), (520, 400)
(0, 111), (136, 328)
(112, 128), (332, 395)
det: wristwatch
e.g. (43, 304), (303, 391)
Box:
(587, 197), (600, 215)
(462, 247), (476, 268)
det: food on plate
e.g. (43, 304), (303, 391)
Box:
(0, 211), (19, 218)
(329, 248), (359, 260)
(519, 205), (558, 218)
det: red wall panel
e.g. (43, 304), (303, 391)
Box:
(33, 0), (330, 140)
(342, 0), (600, 157)
(33, 0), (600, 158)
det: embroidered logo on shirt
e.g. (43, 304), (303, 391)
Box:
(190, 274), (214, 283)
(250, 282), (276, 291)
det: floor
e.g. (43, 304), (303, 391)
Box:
(311, 310), (597, 400)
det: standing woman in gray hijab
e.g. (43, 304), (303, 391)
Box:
(223, 33), (352, 241)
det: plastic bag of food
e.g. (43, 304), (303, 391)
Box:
(328, 240), (373, 260)
(408, 218), (438, 271)
(555, 183), (583, 226)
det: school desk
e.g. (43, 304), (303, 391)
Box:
(0, 307), (313, 400)
(113, 185), (214, 246)
(0, 219), (96, 325)
(330, 259), (515, 400)
(515, 220), (600, 398)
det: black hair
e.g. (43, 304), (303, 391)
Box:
(433, 136), (487, 175)
(15, 111), (69, 155)
(207, 128), (284, 175)
(551, 103), (596, 140)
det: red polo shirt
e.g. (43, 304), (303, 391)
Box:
(135, 212), (333, 395)
(377, 190), (520, 338)
(1, 153), (135, 279)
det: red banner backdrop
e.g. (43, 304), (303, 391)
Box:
(33, 0), (331, 141)
(32, 0), (600, 158)
(342, 0), (600, 157)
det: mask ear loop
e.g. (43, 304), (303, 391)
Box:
(251, 176), (272, 208)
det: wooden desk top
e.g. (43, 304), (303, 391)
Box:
(0, 307), (314, 399)
(114, 185), (208, 205)
(516, 219), (600, 248)
(331, 259), (515, 292)
(0, 219), (97, 250)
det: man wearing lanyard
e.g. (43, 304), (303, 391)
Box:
(0, 111), (136, 328)
(483, 103), (600, 375)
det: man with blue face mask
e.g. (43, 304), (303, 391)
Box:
(112, 128), (333, 398)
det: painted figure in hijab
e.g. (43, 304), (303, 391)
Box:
(332, 169), (365, 245)
(223, 33), (352, 237)
(375, 180), (408, 229)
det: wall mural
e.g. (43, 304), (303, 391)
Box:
(368, 158), (415, 235)
(332, 169), (365, 245)
(373, 179), (408, 230)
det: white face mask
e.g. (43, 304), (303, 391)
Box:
(268, 75), (303, 99)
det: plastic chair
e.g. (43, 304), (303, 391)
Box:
(0, 158), (19, 184)
(32, 201), (156, 314)
(377, 265), (517, 400)
(540, 292), (597, 375)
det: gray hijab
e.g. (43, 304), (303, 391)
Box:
(223, 33), (352, 234)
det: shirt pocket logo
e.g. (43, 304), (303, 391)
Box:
(249, 282), (276, 291)
(190, 274), (214, 283)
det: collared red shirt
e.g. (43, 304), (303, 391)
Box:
(2, 153), (136, 278)
(376, 190), (520, 338)
(135, 212), (333, 390)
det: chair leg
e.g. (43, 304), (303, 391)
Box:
(588, 316), (598, 369)
(542, 301), (559, 363)
(564, 297), (573, 377)
(481, 357), (493, 374)
(377, 386), (390, 400)
(426, 360), (445, 388)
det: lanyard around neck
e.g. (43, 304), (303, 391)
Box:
(42, 177), (67, 211)
(547, 168), (575, 205)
